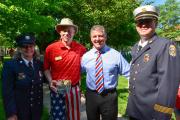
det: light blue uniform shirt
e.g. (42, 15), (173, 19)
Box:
(81, 45), (130, 90)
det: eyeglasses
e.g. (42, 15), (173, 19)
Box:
(135, 19), (154, 26)
(21, 45), (34, 49)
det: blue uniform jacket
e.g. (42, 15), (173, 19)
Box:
(126, 34), (180, 120)
(2, 58), (44, 120)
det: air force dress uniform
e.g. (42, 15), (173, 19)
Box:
(2, 34), (44, 120)
(126, 5), (180, 120)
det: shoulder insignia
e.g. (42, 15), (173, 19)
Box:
(169, 45), (176, 57)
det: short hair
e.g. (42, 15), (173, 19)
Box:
(90, 25), (107, 37)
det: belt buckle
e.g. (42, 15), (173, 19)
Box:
(57, 80), (71, 94)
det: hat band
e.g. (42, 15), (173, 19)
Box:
(135, 11), (158, 18)
(135, 14), (158, 20)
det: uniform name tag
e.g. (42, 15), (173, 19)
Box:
(55, 56), (62, 61)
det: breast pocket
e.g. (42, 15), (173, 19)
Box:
(104, 63), (118, 82)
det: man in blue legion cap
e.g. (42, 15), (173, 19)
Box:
(126, 5), (180, 120)
(2, 33), (45, 120)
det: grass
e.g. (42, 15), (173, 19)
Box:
(117, 77), (129, 117)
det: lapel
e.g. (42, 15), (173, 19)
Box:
(131, 35), (158, 64)
(33, 59), (39, 72)
(18, 58), (38, 76)
(18, 58), (27, 68)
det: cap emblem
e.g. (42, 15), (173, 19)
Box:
(25, 36), (30, 40)
(141, 8), (147, 12)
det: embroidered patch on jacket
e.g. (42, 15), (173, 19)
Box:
(18, 73), (26, 80)
(55, 56), (62, 61)
(169, 45), (176, 57)
(144, 54), (150, 62)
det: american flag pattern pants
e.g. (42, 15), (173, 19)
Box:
(50, 85), (81, 120)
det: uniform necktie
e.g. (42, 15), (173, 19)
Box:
(95, 51), (104, 94)
(137, 45), (142, 52)
(28, 61), (33, 70)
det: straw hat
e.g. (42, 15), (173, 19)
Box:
(55, 18), (78, 33)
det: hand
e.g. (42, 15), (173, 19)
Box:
(50, 80), (58, 93)
(8, 115), (18, 120)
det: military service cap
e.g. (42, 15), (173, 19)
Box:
(133, 5), (159, 21)
(16, 34), (36, 47)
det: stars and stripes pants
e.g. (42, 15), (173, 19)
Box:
(50, 85), (81, 120)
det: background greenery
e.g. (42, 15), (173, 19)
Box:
(0, 0), (179, 119)
(0, 0), (179, 51)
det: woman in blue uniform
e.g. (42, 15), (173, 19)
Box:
(2, 33), (44, 120)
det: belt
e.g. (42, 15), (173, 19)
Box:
(71, 82), (79, 87)
(87, 87), (116, 96)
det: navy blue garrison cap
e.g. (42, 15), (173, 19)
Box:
(16, 34), (36, 46)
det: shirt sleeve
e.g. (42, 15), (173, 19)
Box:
(43, 47), (50, 70)
(154, 41), (180, 120)
(2, 62), (17, 118)
(118, 52), (130, 80)
(81, 54), (86, 73)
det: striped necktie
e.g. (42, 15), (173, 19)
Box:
(95, 51), (104, 94)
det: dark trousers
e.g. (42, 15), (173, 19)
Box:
(85, 88), (118, 120)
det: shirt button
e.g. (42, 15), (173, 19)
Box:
(32, 86), (34, 88)
(133, 86), (135, 89)
(30, 104), (33, 107)
(30, 98), (33, 101)
(31, 92), (33, 94)
(32, 80), (34, 82)
(39, 84), (42, 87)
(137, 64), (140, 66)
(133, 78), (136, 80)
(40, 78), (42, 81)
(135, 71), (138, 74)
(38, 102), (41, 105)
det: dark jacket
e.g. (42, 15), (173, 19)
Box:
(126, 34), (180, 120)
(2, 58), (44, 120)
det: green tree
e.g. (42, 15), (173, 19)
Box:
(157, 0), (180, 40)
(0, 0), (139, 51)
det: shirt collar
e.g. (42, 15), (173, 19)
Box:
(138, 40), (148, 48)
(21, 56), (33, 66)
(92, 44), (109, 54)
(138, 33), (157, 48)
(58, 40), (75, 49)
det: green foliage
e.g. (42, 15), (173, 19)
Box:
(157, 0), (180, 40)
(0, 1), (56, 49)
(0, 0), (139, 51)
(117, 76), (129, 116)
(0, 64), (5, 120)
